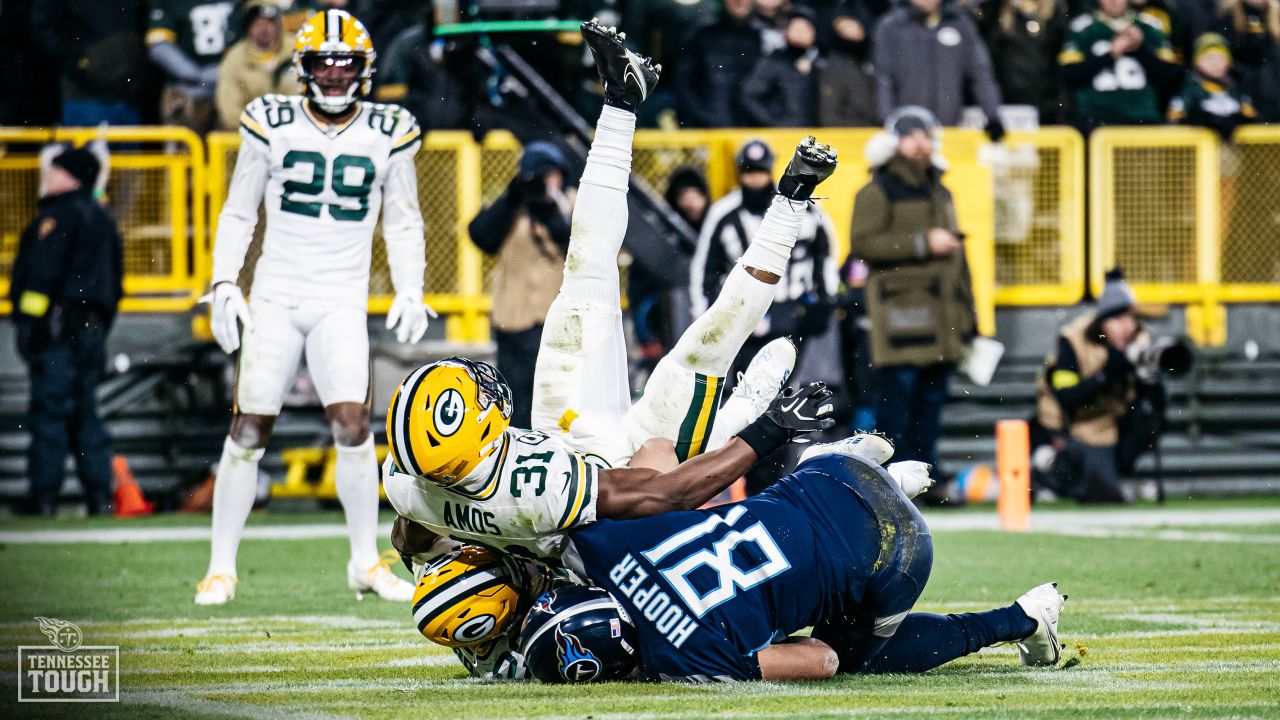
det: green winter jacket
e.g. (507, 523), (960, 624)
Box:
(850, 157), (976, 367)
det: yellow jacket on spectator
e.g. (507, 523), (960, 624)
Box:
(215, 39), (297, 131)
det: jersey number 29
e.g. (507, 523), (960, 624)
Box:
(280, 150), (375, 221)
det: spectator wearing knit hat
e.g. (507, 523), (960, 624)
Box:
(467, 142), (576, 429)
(10, 148), (124, 516)
(1032, 269), (1156, 504)
(851, 107), (976, 498)
(1168, 33), (1259, 138)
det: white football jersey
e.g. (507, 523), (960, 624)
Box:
(384, 429), (607, 560)
(212, 94), (425, 307)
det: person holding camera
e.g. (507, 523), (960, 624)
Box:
(1032, 269), (1190, 503)
(467, 142), (576, 429)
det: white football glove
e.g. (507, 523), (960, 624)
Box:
(887, 461), (935, 500)
(386, 294), (437, 344)
(205, 282), (253, 354)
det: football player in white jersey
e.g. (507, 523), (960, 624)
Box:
(381, 20), (845, 564)
(195, 9), (431, 605)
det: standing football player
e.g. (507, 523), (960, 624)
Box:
(196, 9), (432, 605)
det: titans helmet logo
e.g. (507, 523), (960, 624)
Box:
(555, 626), (602, 682)
(531, 592), (557, 616)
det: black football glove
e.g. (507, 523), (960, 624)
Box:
(985, 117), (1006, 143)
(736, 382), (837, 458)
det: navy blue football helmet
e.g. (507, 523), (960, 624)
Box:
(518, 586), (638, 683)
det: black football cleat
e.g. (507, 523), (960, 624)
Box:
(777, 136), (839, 201)
(581, 17), (661, 112)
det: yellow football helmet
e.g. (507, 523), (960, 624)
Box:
(293, 8), (376, 113)
(387, 357), (513, 485)
(412, 544), (522, 648)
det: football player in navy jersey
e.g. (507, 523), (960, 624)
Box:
(518, 448), (1067, 683)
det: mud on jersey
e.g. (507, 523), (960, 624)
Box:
(383, 429), (603, 561)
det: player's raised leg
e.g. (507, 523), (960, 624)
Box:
(530, 19), (660, 457)
(625, 139), (838, 459)
(196, 299), (303, 605)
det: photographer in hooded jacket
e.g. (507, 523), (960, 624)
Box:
(467, 142), (576, 429)
(1031, 269), (1193, 503)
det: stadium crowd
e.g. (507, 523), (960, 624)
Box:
(5, 0), (1278, 135)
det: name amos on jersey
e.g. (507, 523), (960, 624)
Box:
(383, 429), (600, 559)
(442, 502), (501, 537)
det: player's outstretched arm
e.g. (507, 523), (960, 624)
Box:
(757, 638), (839, 681)
(595, 382), (836, 518)
(206, 121), (271, 353)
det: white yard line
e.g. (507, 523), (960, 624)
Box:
(0, 522), (395, 545)
(1, 508), (1278, 545)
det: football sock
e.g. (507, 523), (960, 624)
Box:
(863, 605), (1039, 674)
(580, 104), (634, 191)
(335, 436), (381, 569)
(738, 195), (806, 278)
(559, 106), (634, 306)
(206, 436), (265, 576)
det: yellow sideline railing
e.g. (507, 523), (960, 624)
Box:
(0, 126), (206, 314)
(8, 124), (1277, 347)
(993, 128), (1086, 306)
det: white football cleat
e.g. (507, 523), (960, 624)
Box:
(887, 461), (935, 499)
(799, 432), (895, 467)
(194, 573), (238, 606)
(1015, 582), (1067, 667)
(731, 337), (797, 417)
(348, 551), (414, 602)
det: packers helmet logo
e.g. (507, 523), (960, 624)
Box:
(454, 614), (498, 644)
(433, 388), (465, 437)
(556, 627), (602, 682)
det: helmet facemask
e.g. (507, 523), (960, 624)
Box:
(298, 52), (371, 114)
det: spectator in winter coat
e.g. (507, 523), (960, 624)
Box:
(215, 2), (296, 131)
(10, 148), (123, 516)
(1059, 0), (1181, 134)
(742, 7), (825, 127)
(873, 0), (1007, 140)
(978, 0), (1069, 124)
(850, 107), (976, 488)
(1167, 33), (1258, 137)
(674, 0), (764, 127)
(819, 0), (881, 126)
(1216, 0), (1280, 120)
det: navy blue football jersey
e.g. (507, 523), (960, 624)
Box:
(568, 455), (886, 682)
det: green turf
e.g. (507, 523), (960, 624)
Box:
(2, 505), (1278, 719)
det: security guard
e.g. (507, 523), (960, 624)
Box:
(10, 147), (123, 515)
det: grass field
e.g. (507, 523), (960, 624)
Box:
(2, 500), (1279, 719)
